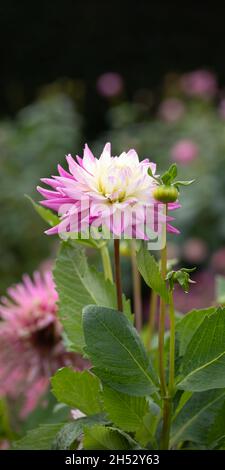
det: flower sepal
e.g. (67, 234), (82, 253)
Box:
(149, 163), (195, 203)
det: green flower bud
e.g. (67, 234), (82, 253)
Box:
(152, 185), (179, 203)
(166, 267), (196, 293)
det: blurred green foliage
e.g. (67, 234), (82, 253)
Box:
(2, 74), (225, 292)
(0, 93), (82, 292)
(1, 73), (225, 443)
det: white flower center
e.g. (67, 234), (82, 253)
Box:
(94, 156), (151, 205)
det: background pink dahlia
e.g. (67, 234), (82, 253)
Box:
(0, 270), (86, 418)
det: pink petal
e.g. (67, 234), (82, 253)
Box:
(58, 163), (74, 179)
(99, 142), (111, 162)
(37, 186), (60, 199)
(40, 178), (59, 189)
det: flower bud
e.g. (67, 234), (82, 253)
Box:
(152, 185), (179, 203)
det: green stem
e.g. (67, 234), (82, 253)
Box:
(114, 239), (123, 312)
(160, 290), (175, 449)
(169, 290), (176, 396)
(0, 397), (14, 440)
(146, 290), (157, 351)
(131, 240), (142, 331)
(158, 234), (167, 397)
(161, 397), (172, 450)
(158, 203), (172, 450)
(100, 243), (113, 282)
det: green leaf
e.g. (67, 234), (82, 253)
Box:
(136, 244), (169, 302)
(176, 307), (216, 356)
(51, 368), (102, 415)
(26, 195), (108, 249)
(83, 425), (137, 450)
(171, 389), (225, 447)
(169, 163), (178, 179)
(174, 180), (195, 187)
(25, 194), (59, 227)
(83, 305), (158, 396)
(52, 414), (108, 450)
(54, 242), (132, 353)
(173, 390), (193, 418)
(147, 167), (160, 182)
(161, 164), (177, 185)
(215, 275), (225, 303)
(52, 422), (81, 450)
(13, 423), (64, 450)
(67, 237), (102, 249)
(14, 414), (108, 451)
(178, 307), (225, 391)
(135, 401), (161, 448)
(102, 386), (149, 432)
(148, 167), (154, 178)
(207, 400), (225, 448)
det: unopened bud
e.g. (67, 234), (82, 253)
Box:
(152, 185), (179, 203)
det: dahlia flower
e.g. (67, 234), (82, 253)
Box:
(37, 143), (180, 239)
(158, 98), (185, 123)
(0, 270), (85, 418)
(96, 72), (124, 97)
(171, 139), (199, 165)
(180, 70), (217, 98)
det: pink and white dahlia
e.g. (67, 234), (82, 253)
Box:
(0, 270), (85, 418)
(37, 143), (179, 239)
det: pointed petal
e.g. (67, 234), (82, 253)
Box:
(58, 163), (74, 179)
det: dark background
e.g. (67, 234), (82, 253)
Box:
(1, 0), (225, 138)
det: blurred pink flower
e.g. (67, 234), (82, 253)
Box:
(174, 270), (215, 313)
(0, 271), (86, 418)
(37, 143), (180, 239)
(180, 70), (217, 98)
(171, 139), (199, 164)
(158, 98), (185, 122)
(0, 440), (10, 450)
(182, 238), (208, 264)
(96, 72), (124, 97)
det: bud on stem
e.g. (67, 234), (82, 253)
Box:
(153, 185), (179, 203)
